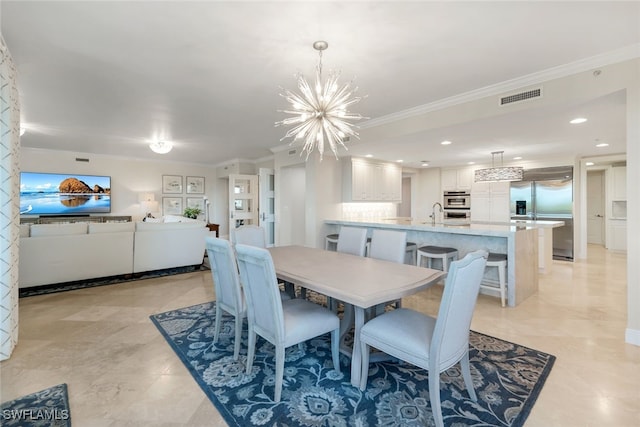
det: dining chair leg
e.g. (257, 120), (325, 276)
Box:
(460, 351), (477, 401)
(331, 328), (341, 372)
(213, 304), (222, 343)
(359, 341), (370, 391)
(274, 344), (285, 403)
(233, 315), (242, 360)
(245, 328), (256, 374)
(429, 371), (444, 427)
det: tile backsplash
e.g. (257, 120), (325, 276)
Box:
(342, 203), (397, 220)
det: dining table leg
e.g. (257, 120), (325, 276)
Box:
(350, 306), (365, 387)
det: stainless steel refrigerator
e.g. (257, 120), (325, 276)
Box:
(510, 166), (574, 260)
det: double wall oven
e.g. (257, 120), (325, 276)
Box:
(443, 191), (471, 220)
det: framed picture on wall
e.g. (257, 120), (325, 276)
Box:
(186, 197), (205, 212)
(186, 176), (205, 194)
(162, 197), (183, 216)
(162, 175), (183, 194)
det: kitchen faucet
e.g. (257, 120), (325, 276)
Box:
(430, 202), (443, 225)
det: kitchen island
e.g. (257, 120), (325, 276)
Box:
(324, 218), (562, 307)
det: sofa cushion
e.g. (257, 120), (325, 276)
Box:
(89, 222), (135, 234)
(30, 223), (88, 237)
(20, 224), (30, 237)
(135, 221), (206, 232)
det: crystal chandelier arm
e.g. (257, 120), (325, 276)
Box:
(297, 75), (322, 111)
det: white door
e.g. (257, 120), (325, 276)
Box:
(229, 174), (259, 230)
(258, 168), (275, 247)
(587, 170), (605, 245)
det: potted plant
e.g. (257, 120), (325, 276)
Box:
(183, 206), (202, 219)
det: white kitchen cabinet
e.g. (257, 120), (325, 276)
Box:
(471, 181), (510, 222)
(441, 167), (473, 192)
(608, 219), (627, 252)
(611, 166), (627, 200)
(343, 158), (402, 202)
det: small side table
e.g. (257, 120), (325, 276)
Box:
(206, 223), (220, 237)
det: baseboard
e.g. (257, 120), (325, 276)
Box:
(625, 328), (640, 346)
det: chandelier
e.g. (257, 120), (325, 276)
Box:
(474, 151), (523, 182)
(275, 41), (366, 160)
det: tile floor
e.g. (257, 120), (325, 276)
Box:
(1, 244), (638, 426)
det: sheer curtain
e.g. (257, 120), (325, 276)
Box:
(0, 35), (21, 360)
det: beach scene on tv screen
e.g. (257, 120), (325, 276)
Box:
(20, 172), (111, 215)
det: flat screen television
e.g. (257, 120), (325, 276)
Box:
(20, 172), (111, 215)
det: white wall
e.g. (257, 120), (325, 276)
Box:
(21, 148), (218, 223)
(278, 165), (306, 246)
(414, 167), (442, 220)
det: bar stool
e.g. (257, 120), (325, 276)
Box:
(416, 245), (458, 272)
(480, 253), (508, 307)
(325, 233), (339, 251)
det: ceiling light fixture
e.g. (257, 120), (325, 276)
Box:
(441, 140), (452, 145)
(570, 117), (587, 124)
(585, 162), (595, 166)
(596, 143), (609, 147)
(275, 40), (366, 160)
(474, 151), (523, 182)
(149, 139), (173, 154)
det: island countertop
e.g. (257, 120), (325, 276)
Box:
(324, 218), (564, 236)
(323, 218), (552, 307)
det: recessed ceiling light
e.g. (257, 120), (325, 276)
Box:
(396, 160), (403, 163)
(513, 156), (522, 160)
(585, 162), (595, 166)
(441, 140), (452, 145)
(365, 154), (373, 158)
(467, 161), (475, 165)
(570, 117), (587, 124)
(421, 163), (429, 167)
(596, 143), (609, 148)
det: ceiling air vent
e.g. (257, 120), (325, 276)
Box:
(499, 87), (542, 106)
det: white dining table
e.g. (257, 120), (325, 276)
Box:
(268, 245), (444, 387)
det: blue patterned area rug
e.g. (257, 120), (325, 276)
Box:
(151, 302), (555, 427)
(0, 383), (71, 427)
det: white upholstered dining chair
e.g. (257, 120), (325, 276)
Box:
(232, 225), (294, 299)
(359, 250), (488, 427)
(368, 228), (408, 310)
(205, 236), (246, 360)
(231, 225), (267, 248)
(235, 244), (341, 402)
(336, 226), (368, 257)
(368, 229), (407, 264)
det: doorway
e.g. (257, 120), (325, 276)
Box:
(587, 170), (605, 245)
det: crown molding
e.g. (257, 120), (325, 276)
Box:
(361, 44), (640, 129)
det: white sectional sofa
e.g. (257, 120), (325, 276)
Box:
(19, 218), (209, 288)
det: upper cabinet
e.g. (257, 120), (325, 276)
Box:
(611, 165), (626, 200)
(470, 181), (510, 223)
(441, 167), (473, 192)
(343, 158), (402, 202)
